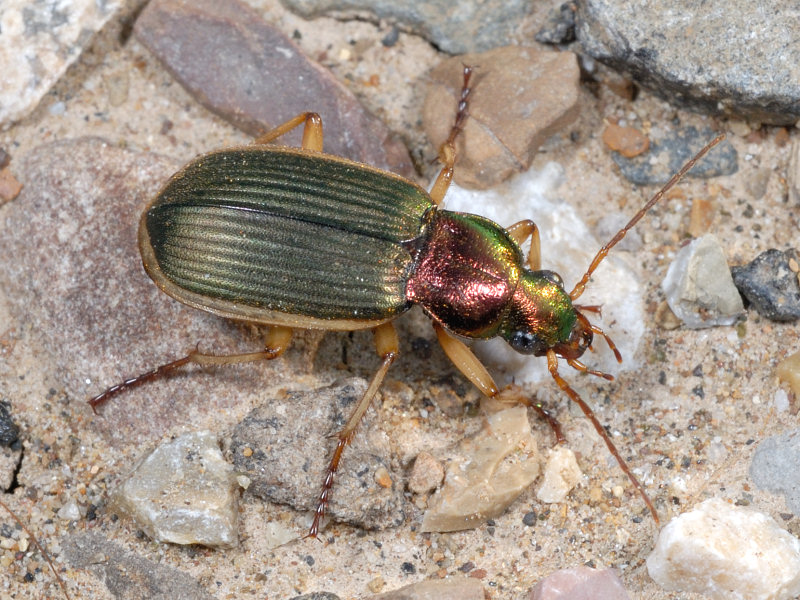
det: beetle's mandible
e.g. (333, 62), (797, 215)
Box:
(90, 66), (723, 537)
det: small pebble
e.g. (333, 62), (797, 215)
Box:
(776, 351), (800, 396)
(373, 578), (484, 600)
(731, 248), (800, 322)
(57, 500), (81, 521)
(646, 498), (800, 600)
(421, 406), (540, 532)
(368, 575), (385, 593)
(602, 123), (649, 158)
(662, 234), (745, 328)
(688, 196), (717, 238)
(528, 566), (631, 600)
(534, 3), (577, 45)
(0, 401), (19, 447)
(407, 451), (444, 495)
(750, 429), (800, 515)
(536, 447), (582, 504)
(0, 168), (22, 204)
(112, 430), (240, 548)
(611, 126), (737, 185)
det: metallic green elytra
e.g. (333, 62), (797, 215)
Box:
(141, 147), (436, 330)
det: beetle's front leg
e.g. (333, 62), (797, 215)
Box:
(506, 219), (542, 271)
(307, 321), (398, 538)
(433, 323), (565, 441)
(88, 326), (293, 413)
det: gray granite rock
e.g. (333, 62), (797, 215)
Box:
(63, 531), (215, 600)
(0, 0), (123, 126)
(576, 0), (800, 125)
(228, 378), (404, 534)
(135, 0), (413, 176)
(611, 126), (737, 186)
(751, 429), (800, 516)
(279, 0), (531, 54)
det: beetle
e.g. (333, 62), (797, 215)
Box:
(90, 66), (723, 537)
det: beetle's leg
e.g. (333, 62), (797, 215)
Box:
(307, 322), (398, 538)
(434, 323), (565, 442)
(88, 326), (293, 413)
(429, 65), (475, 206)
(565, 357), (614, 381)
(585, 321), (622, 363)
(506, 219), (542, 271)
(252, 112), (323, 152)
(546, 350), (660, 525)
(433, 323), (497, 396)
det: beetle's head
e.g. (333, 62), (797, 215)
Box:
(499, 270), (591, 359)
(550, 310), (593, 360)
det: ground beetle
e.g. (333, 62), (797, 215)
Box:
(90, 67), (723, 537)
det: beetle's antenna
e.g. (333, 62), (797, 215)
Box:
(570, 133), (725, 301)
(546, 351), (659, 525)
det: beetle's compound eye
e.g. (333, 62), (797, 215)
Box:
(539, 270), (564, 288)
(507, 330), (547, 356)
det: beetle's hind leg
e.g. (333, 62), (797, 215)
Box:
(252, 112), (324, 152)
(88, 326), (293, 413)
(307, 322), (399, 539)
(429, 65), (475, 206)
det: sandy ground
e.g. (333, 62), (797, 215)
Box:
(1, 0), (798, 598)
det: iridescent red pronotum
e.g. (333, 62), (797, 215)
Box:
(90, 66), (724, 536)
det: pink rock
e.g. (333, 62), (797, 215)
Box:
(528, 566), (631, 600)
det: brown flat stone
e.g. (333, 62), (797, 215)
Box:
(424, 47), (580, 189)
(135, 0), (413, 176)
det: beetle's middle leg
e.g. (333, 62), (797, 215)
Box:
(307, 321), (398, 538)
(89, 326), (293, 413)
